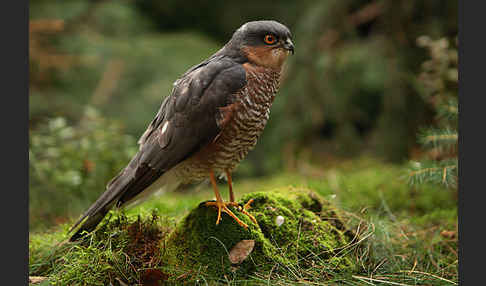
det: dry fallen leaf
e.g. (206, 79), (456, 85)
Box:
(228, 239), (255, 264)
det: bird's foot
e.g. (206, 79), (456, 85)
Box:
(237, 199), (258, 225)
(205, 200), (249, 228)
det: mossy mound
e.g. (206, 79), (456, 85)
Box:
(163, 188), (357, 282)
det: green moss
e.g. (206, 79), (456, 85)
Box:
(29, 210), (171, 285)
(163, 188), (357, 282)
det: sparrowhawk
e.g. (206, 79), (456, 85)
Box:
(70, 20), (294, 241)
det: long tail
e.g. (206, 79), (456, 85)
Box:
(69, 206), (112, 241)
(68, 170), (128, 241)
(68, 167), (181, 241)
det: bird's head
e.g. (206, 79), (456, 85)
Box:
(225, 20), (294, 70)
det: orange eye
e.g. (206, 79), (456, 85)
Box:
(264, 34), (276, 45)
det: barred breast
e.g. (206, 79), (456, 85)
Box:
(174, 64), (281, 182)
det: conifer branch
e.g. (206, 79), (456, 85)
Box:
(408, 35), (457, 191)
(418, 128), (457, 148)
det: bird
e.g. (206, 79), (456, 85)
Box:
(69, 20), (294, 241)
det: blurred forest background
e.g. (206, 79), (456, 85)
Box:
(29, 0), (458, 231)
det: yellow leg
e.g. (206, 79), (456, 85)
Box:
(205, 170), (248, 228)
(225, 169), (235, 203)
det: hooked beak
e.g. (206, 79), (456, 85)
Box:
(283, 38), (295, 55)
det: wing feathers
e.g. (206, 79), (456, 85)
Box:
(69, 57), (246, 240)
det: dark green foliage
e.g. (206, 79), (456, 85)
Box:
(29, 108), (137, 230)
(408, 36), (458, 189)
(29, 0), (220, 136)
(136, 0), (314, 42)
(246, 0), (458, 174)
(30, 0), (458, 178)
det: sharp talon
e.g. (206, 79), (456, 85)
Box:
(216, 206), (222, 225)
(205, 200), (248, 228)
(204, 197), (259, 228)
(241, 209), (258, 224)
(232, 199), (258, 225)
(243, 199), (254, 210)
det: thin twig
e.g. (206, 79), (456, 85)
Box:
(352, 275), (412, 286)
(399, 270), (458, 285)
